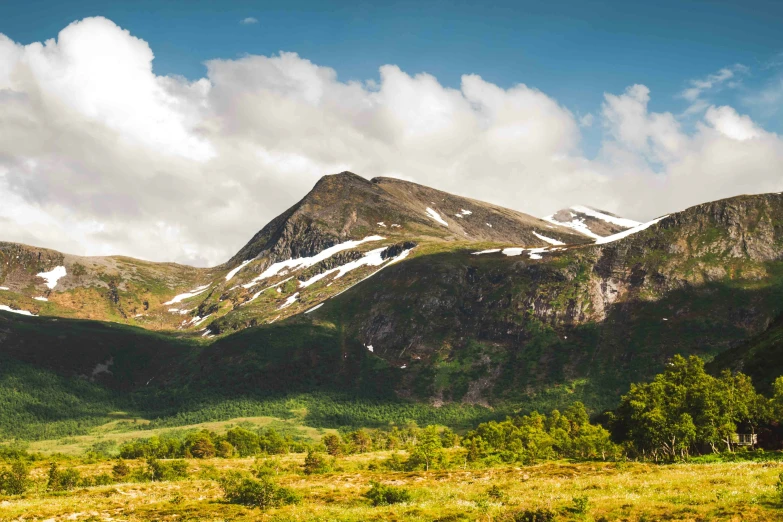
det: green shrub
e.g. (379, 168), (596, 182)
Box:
(0, 460), (30, 495)
(93, 473), (114, 486)
(112, 459), (130, 481)
(303, 451), (331, 475)
(219, 471), (300, 510)
(363, 480), (412, 506)
(487, 484), (507, 503)
(46, 463), (81, 491)
(147, 458), (189, 481)
(571, 495), (589, 514)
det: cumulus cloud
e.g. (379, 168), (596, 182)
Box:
(240, 17), (258, 25)
(0, 17), (781, 266)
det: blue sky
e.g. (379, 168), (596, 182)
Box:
(4, 0), (782, 154)
(1, 1), (782, 264)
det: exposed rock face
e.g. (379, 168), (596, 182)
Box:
(326, 192), (783, 406)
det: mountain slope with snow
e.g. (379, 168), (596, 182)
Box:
(543, 205), (641, 239)
(2, 174), (783, 415)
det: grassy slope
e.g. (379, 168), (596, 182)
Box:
(0, 454), (781, 520)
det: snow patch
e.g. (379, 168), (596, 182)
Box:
(164, 284), (211, 305)
(425, 207), (449, 226)
(486, 223), (492, 228)
(330, 245), (416, 298)
(278, 292), (299, 310)
(242, 236), (385, 288)
(0, 305), (35, 316)
(299, 247), (389, 288)
(36, 266), (66, 289)
(472, 249), (501, 255)
(532, 232), (565, 246)
(0, 287), (9, 291)
(390, 224), (401, 228)
(502, 247), (548, 260)
(366, 344), (374, 352)
(542, 215), (601, 239)
(377, 222), (387, 227)
(594, 216), (669, 245)
(225, 260), (251, 281)
(194, 314), (212, 326)
(459, 209), (472, 215)
(305, 303), (324, 314)
(570, 205), (642, 228)
(33, 296), (48, 302)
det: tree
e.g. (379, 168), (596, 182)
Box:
(303, 451), (331, 475)
(611, 355), (765, 459)
(217, 440), (237, 458)
(350, 429), (373, 453)
(226, 427), (261, 457)
(322, 433), (343, 456)
(112, 459), (131, 481)
(189, 434), (217, 459)
(0, 460), (30, 495)
(408, 425), (443, 471)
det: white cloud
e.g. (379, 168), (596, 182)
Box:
(703, 106), (763, 141)
(679, 64), (748, 114)
(0, 17), (781, 267)
(240, 17), (258, 25)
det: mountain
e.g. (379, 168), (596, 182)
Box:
(543, 205), (641, 239)
(0, 172), (589, 337)
(1, 173), (783, 438)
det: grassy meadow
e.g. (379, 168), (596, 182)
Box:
(1, 450), (782, 521)
(1, 409), (783, 521)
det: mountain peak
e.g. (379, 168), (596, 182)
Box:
(543, 205), (641, 239)
(227, 172), (591, 268)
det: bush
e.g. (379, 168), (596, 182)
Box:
(303, 451), (331, 475)
(487, 484), (507, 503)
(219, 472), (300, 510)
(46, 463), (81, 491)
(363, 480), (412, 506)
(147, 458), (189, 481)
(112, 459), (131, 481)
(571, 495), (589, 514)
(0, 460), (30, 495)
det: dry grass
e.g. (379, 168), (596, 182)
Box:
(1, 453), (782, 521)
